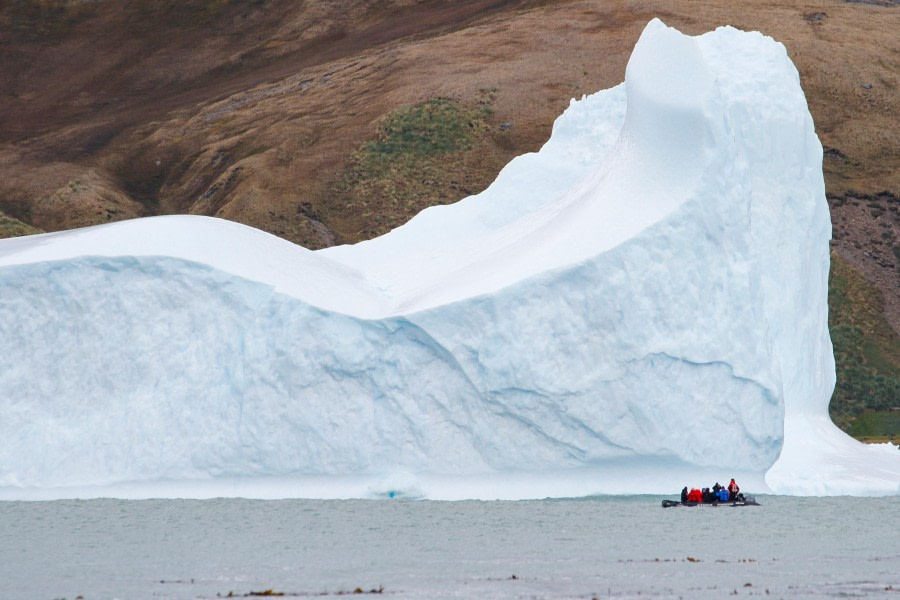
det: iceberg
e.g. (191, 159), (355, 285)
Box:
(0, 20), (896, 500)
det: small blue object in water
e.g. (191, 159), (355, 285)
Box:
(389, 491), (396, 498)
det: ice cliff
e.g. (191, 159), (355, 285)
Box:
(1, 20), (897, 499)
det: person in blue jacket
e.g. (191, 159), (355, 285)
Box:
(716, 486), (730, 503)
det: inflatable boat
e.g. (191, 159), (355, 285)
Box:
(661, 495), (760, 508)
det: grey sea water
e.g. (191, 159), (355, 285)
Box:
(0, 495), (897, 599)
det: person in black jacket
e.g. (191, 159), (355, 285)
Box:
(681, 486), (688, 503)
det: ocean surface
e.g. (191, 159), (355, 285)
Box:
(1, 495), (897, 599)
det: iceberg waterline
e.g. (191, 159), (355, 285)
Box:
(0, 20), (897, 499)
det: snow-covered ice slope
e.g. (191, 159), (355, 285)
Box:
(0, 20), (897, 499)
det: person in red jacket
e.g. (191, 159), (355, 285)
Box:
(687, 488), (703, 503)
(728, 478), (740, 501)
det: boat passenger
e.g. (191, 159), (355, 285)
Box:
(716, 487), (730, 503)
(728, 478), (740, 501)
(702, 487), (714, 503)
(713, 482), (722, 495)
(681, 487), (688, 503)
(687, 488), (703, 503)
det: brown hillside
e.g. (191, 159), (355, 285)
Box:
(1, 0), (898, 334)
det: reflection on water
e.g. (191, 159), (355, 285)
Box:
(0, 495), (897, 599)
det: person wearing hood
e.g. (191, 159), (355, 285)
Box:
(716, 486), (730, 503)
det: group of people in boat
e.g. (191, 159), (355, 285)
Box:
(681, 478), (744, 503)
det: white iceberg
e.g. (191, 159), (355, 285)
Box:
(0, 19), (896, 499)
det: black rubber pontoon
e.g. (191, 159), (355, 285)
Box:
(661, 496), (760, 508)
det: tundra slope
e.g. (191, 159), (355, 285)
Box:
(0, 21), (897, 499)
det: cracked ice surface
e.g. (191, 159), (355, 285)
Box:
(0, 20), (897, 499)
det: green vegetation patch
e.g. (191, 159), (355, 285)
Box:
(844, 410), (900, 442)
(0, 211), (43, 239)
(362, 97), (482, 159)
(828, 252), (900, 435)
(334, 94), (496, 241)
